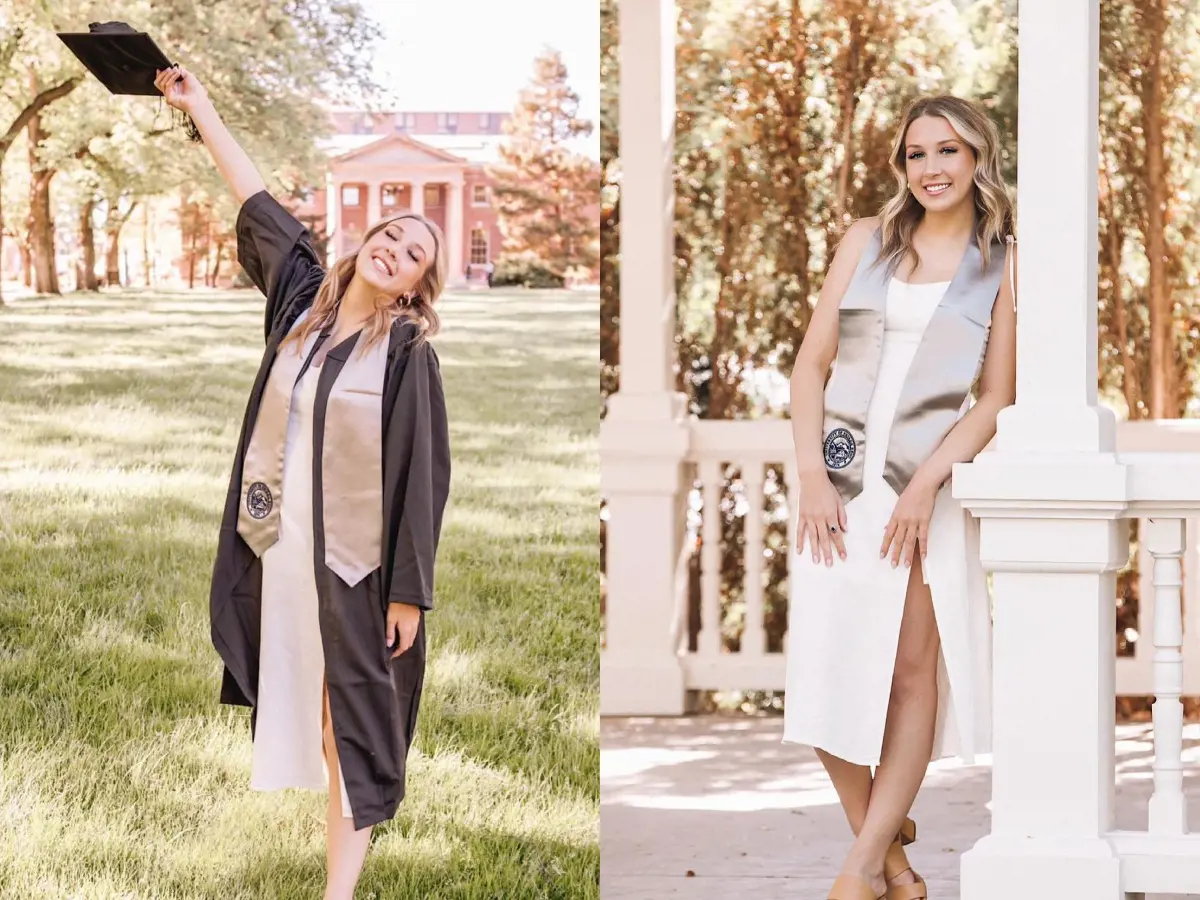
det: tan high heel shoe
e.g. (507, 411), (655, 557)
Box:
(885, 817), (927, 900)
(827, 874), (884, 900)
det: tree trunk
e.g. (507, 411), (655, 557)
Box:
(0, 74), (80, 305)
(211, 240), (224, 286)
(142, 204), (151, 287)
(27, 108), (59, 295)
(1100, 160), (1138, 418)
(19, 239), (31, 287)
(188, 224), (197, 289)
(203, 212), (214, 286)
(103, 203), (138, 287)
(105, 227), (122, 286)
(79, 198), (99, 291)
(708, 149), (742, 420)
(1143, 0), (1169, 417)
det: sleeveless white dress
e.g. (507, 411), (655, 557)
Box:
(782, 277), (993, 766)
(249, 362), (353, 818)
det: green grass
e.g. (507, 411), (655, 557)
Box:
(0, 287), (599, 899)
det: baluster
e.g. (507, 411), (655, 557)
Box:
(697, 459), (723, 658)
(1145, 516), (1188, 835)
(742, 461), (765, 656)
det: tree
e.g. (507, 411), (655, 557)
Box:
(1, 0), (381, 298)
(0, 9), (81, 303)
(1097, 0), (1200, 419)
(490, 48), (599, 278)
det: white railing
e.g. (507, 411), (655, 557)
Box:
(673, 419), (1200, 700)
(643, 420), (1200, 896)
(1104, 457), (1200, 895)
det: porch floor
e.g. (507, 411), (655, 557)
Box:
(601, 716), (1200, 900)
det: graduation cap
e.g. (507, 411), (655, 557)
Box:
(56, 21), (202, 141)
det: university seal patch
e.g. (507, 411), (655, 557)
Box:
(246, 481), (273, 519)
(823, 428), (856, 470)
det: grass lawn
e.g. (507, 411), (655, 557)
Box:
(0, 287), (599, 899)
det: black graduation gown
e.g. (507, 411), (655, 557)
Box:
(209, 189), (451, 830)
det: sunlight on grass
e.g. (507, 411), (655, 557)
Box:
(0, 287), (599, 899)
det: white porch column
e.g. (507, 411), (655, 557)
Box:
(599, 0), (689, 716)
(410, 180), (425, 216)
(446, 180), (464, 281)
(325, 172), (341, 265)
(366, 179), (382, 227)
(955, 1), (1125, 898)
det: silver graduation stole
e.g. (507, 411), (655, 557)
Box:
(237, 308), (389, 587)
(821, 227), (1006, 504)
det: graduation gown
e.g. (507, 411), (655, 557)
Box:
(209, 189), (451, 830)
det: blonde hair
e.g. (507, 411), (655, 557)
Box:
(877, 95), (1014, 278)
(281, 211), (447, 356)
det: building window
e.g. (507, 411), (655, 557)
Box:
(478, 113), (491, 130)
(472, 184), (489, 205)
(424, 184), (441, 207)
(382, 187), (398, 206)
(437, 112), (459, 134)
(470, 227), (489, 265)
(341, 185), (360, 207)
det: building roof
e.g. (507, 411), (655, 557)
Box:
(317, 132), (507, 166)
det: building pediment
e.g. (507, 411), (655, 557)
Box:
(330, 134), (466, 168)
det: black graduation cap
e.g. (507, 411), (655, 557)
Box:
(56, 21), (201, 141)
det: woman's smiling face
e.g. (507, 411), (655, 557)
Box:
(354, 217), (438, 297)
(903, 114), (977, 213)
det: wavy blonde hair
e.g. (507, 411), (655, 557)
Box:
(280, 211), (448, 356)
(877, 95), (1014, 278)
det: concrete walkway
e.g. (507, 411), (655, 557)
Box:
(601, 716), (1200, 900)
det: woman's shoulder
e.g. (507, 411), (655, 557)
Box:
(387, 318), (442, 366)
(843, 216), (881, 246)
(829, 216), (880, 271)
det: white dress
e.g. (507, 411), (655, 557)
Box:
(249, 362), (353, 818)
(782, 278), (993, 766)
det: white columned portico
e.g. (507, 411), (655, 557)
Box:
(410, 180), (425, 216)
(955, 2), (1125, 898)
(325, 172), (341, 265)
(599, 0), (689, 716)
(446, 180), (464, 279)
(366, 180), (382, 227)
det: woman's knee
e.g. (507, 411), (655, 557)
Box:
(891, 627), (939, 704)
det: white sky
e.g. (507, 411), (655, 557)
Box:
(356, 0), (599, 159)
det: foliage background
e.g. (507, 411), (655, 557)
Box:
(600, 0), (1200, 710)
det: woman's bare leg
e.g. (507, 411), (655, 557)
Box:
(814, 748), (874, 836)
(322, 679), (373, 900)
(839, 557), (940, 893)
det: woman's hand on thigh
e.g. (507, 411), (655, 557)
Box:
(796, 471), (847, 566)
(880, 476), (939, 568)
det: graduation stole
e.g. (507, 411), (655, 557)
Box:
(821, 226), (1006, 505)
(236, 307), (388, 587)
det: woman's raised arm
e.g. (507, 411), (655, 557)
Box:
(154, 66), (266, 206)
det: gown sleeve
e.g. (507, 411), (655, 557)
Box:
(387, 337), (452, 610)
(235, 189), (325, 342)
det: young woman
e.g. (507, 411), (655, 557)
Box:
(782, 96), (1017, 900)
(155, 66), (452, 900)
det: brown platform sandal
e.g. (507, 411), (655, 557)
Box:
(884, 817), (927, 900)
(827, 874), (884, 900)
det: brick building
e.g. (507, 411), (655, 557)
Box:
(297, 107), (512, 286)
